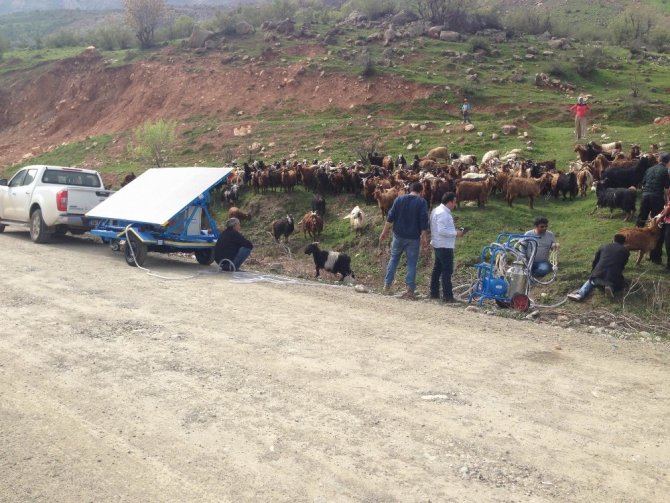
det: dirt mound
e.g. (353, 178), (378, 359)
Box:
(0, 46), (434, 167)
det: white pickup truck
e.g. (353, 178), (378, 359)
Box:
(0, 165), (112, 243)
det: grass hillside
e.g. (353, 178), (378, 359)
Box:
(1, 2), (670, 334)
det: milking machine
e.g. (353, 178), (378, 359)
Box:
(468, 233), (553, 312)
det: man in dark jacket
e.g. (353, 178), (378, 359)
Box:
(567, 234), (629, 302)
(379, 181), (430, 299)
(636, 152), (670, 263)
(214, 217), (253, 271)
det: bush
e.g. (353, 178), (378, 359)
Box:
(648, 27), (670, 53)
(468, 36), (489, 54)
(44, 30), (82, 48)
(359, 51), (376, 77)
(545, 61), (569, 79)
(343, 0), (397, 20)
(85, 24), (135, 50)
(608, 7), (656, 48)
(161, 15), (197, 41)
(574, 46), (607, 78)
(128, 119), (177, 168)
(0, 35), (9, 59)
(502, 8), (551, 36)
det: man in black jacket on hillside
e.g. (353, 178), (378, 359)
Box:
(214, 217), (253, 271)
(636, 152), (670, 263)
(567, 234), (629, 302)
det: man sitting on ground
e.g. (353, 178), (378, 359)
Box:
(524, 216), (559, 277)
(214, 217), (253, 271)
(568, 234), (629, 302)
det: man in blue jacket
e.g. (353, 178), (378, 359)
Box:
(379, 181), (429, 299)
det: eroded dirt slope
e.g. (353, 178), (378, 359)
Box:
(0, 46), (432, 166)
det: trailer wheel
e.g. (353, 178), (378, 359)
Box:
(30, 209), (51, 243)
(0, 223), (5, 233)
(124, 235), (147, 267)
(511, 293), (530, 312)
(195, 249), (215, 265)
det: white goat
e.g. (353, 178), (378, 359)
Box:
(343, 206), (366, 237)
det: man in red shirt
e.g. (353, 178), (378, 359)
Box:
(570, 96), (590, 140)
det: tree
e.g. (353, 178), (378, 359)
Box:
(608, 7), (656, 47)
(128, 119), (177, 167)
(123, 0), (167, 49)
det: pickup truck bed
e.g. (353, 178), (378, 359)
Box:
(0, 165), (111, 243)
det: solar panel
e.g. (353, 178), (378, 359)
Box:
(86, 167), (232, 225)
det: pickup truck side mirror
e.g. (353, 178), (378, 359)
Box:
(0, 179), (7, 186)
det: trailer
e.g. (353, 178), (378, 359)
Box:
(87, 167), (232, 267)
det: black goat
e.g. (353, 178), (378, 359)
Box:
(311, 193), (326, 216)
(304, 243), (354, 281)
(272, 214), (294, 242)
(601, 154), (654, 189)
(552, 172), (578, 200)
(397, 154), (407, 168)
(367, 152), (384, 167)
(593, 181), (637, 221)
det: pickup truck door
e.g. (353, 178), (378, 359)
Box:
(6, 167), (38, 222)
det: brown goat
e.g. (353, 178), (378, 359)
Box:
(617, 217), (663, 265)
(506, 173), (552, 209)
(298, 211), (323, 239)
(374, 187), (399, 218)
(228, 207), (252, 221)
(425, 146), (450, 161)
(455, 178), (492, 208)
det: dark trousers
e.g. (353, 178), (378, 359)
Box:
(637, 193), (665, 261)
(430, 247), (454, 300)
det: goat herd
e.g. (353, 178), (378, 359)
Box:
(210, 139), (664, 279)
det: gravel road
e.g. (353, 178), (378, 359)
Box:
(0, 228), (668, 502)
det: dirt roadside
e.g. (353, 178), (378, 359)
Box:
(0, 228), (668, 502)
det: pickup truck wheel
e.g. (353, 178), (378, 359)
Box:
(195, 249), (215, 265)
(30, 209), (50, 243)
(124, 234), (147, 267)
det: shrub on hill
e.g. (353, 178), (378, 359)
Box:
(0, 36), (9, 59)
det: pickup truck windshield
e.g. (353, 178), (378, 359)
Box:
(42, 169), (101, 188)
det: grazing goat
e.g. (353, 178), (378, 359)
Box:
(397, 154), (407, 168)
(595, 140), (622, 155)
(481, 150), (499, 165)
(311, 193), (326, 216)
(228, 206), (251, 221)
(550, 172), (578, 200)
(455, 178), (491, 207)
(593, 182), (637, 221)
(424, 146), (449, 161)
(343, 206), (366, 237)
(450, 153), (477, 166)
(617, 216), (663, 265)
(304, 243), (354, 281)
(506, 173), (552, 209)
(223, 184), (239, 204)
(367, 152), (384, 166)
(298, 211), (323, 239)
(374, 187), (399, 218)
(121, 172), (136, 187)
(576, 167), (594, 196)
(271, 214), (294, 242)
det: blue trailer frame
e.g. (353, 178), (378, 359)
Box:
(88, 168), (231, 267)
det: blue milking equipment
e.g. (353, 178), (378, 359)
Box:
(468, 233), (543, 312)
